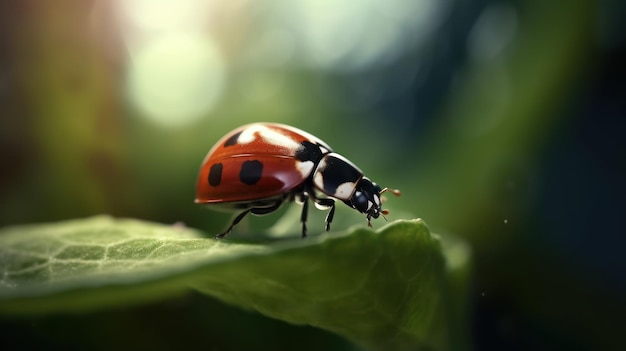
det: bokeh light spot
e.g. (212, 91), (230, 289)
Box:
(283, 0), (449, 72)
(467, 3), (518, 61)
(126, 32), (226, 127)
(120, 0), (211, 31)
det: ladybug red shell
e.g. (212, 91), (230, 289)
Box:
(195, 123), (399, 238)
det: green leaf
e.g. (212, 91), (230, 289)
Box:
(0, 216), (470, 351)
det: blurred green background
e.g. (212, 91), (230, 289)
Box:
(1, 0), (625, 350)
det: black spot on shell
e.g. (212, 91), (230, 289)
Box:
(208, 163), (223, 186)
(240, 160), (263, 185)
(224, 131), (242, 147)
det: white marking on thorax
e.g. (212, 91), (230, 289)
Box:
(334, 181), (357, 200)
(313, 171), (324, 191)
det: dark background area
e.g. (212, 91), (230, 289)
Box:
(1, 0), (625, 350)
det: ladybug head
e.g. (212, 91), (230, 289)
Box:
(347, 177), (385, 224)
(347, 177), (401, 226)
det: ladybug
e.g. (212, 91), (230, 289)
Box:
(195, 123), (400, 238)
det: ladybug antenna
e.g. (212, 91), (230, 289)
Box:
(380, 188), (401, 203)
(381, 211), (389, 222)
(380, 187), (401, 197)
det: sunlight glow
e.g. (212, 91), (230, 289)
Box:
(467, 3), (518, 61)
(282, 0), (450, 72)
(126, 32), (225, 127)
(119, 0), (226, 127)
(120, 0), (211, 31)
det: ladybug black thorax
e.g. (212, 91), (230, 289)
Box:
(312, 153), (363, 201)
(295, 140), (327, 163)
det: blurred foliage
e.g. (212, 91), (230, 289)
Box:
(1, 0), (625, 350)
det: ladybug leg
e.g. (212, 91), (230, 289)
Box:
(250, 201), (284, 215)
(313, 197), (336, 232)
(216, 209), (251, 239)
(326, 202), (336, 231)
(300, 194), (309, 238)
(216, 200), (284, 239)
